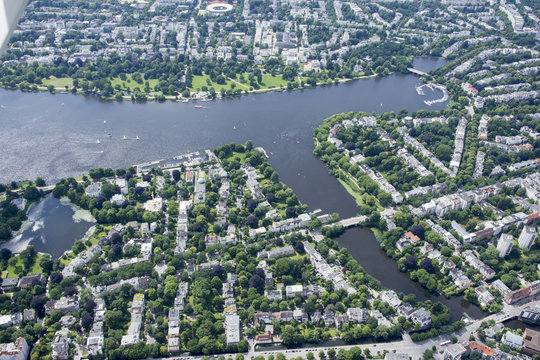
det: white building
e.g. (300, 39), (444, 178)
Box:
(225, 315), (240, 345)
(497, 234), (514, 258)
(0, 338), (29, 360)
(518, 226), (536, 249)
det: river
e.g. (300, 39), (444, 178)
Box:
(0, 57), (484, 317)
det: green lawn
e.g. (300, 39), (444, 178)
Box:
(259, 73), (288, 89)
(89, 226), (110, 245)
(338, 176), (365, 207)
(190, 74), (236, 92)
(42, 76), (73, 89)
(4, 254), (44, 278)
(110, 75), (159, 92)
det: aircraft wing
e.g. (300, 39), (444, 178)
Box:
(0, 0), (29, 56)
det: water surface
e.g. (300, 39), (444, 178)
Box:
(0, 194), (94, 258)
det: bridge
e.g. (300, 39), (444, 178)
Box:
(496, 314), (518, 324)
(333, 216), (367, 228)
(408, 68), (428, 76)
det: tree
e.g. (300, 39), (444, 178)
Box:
(435, 144), (452, 162)
(23, 186), (41, 201)
(286, 206), (296, 218)
(282, 325), (298, 345)
(35, 177), (46, 187)
(81, 313), (93, 330)
(248, 275), (265, 293)
(247, 215), (258, 228)
(294, 241), (305, 254)
(64, 286), (78, 297)
(0, 248), (12, 262)
(30, 296), (46, 317)
(172, 169), (181, 182)
(50, 272), (63, 284)
(39, 255), (53, 274)
(85, 299), (97, 312)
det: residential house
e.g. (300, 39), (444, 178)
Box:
(347, 308), (368, 323)
(18, 274), (44, 289)
(444, 344), (467, 360)
(1, 278), (19, 292)
(52, 334), (70, 360)
(411, 308), (431, 329)
(502, 332), (524, 349)
(0, 338), (29, 360)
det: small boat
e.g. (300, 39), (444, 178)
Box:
(96, 139), (100, 144)
(103, 120), (107, 124)
(123, 135), (127, 140)
(194, 105), (203, 109)
(233, 125), (236, 129)
(136, 136), (140, 140)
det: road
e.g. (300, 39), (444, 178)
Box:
(156, 298), (540, 360)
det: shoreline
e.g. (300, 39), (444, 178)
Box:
(0, 73), (380, 104)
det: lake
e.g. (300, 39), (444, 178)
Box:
(0, 61), (485, 317)
(0, 194), (94, 258)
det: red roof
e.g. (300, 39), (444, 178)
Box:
(404, 232), (421, 243)
(468, 341), (494, 356)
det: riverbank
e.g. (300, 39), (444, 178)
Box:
(10, 73), (379, 103)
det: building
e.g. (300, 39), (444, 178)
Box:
(380, 290), (401, 309)
(506, 286), (532, 304)
(524, 328), (540, 356)
(121, 294), (145, 347)
(497, 234), (514, 258)
(346, 308), (368, 323)
(45, 296), (79, 314)
(467, 341), (493, 358)
(85, 183), (102, 198)
(0, 338), (29, 360)
(52, 334), (70, 360)
(384, 354), (409, 360)
(18, 274), (44, 289)
(411, 308), (431, 329)
(1, 278), (19, 292)
(225, 315), (240, 345)
(443, 343), (467, 360)
(286, 285), (304, 298)
(502, 332), (524, 349)
(518, 226), (536, 249)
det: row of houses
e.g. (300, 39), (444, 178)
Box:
(121, 294), (145, 346)
(1, 274), (45, 292)
(86, 299), (106, 356)
(176, 200), (192, 254)
(303, 241), (357, 295)
(398, 127), (453, 177)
